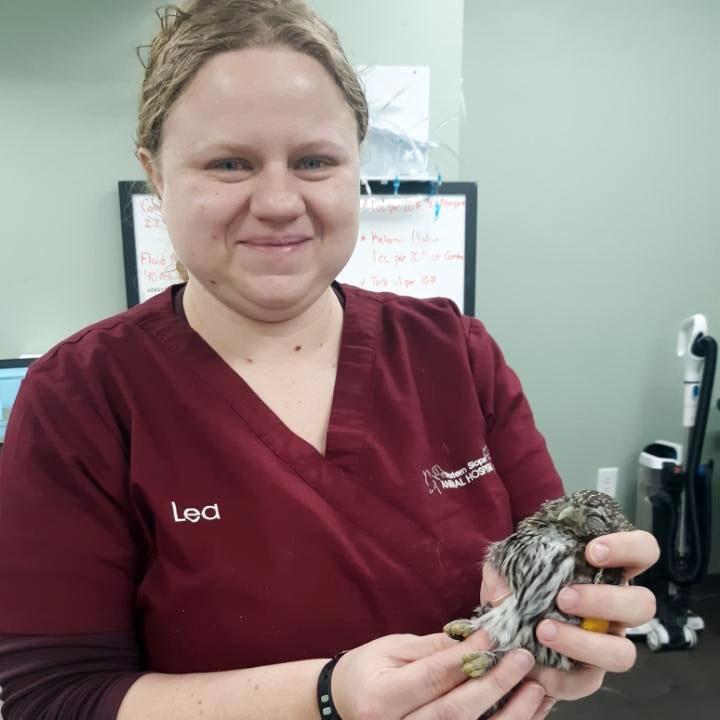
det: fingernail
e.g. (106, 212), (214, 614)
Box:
(538, 620), (558, 642)
(538, 697), (557, 717)
(527, 682), (546, 704)
(492, 587), (512, 605)
(509, 649), (535, 672)
(467, 628), (493, 649)
(557, 587), (579, 611)
(590, 542), (609, 564)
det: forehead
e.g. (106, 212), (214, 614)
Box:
(162, 46), (357, 150)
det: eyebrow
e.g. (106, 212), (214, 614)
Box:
(197, 140), (349, 157)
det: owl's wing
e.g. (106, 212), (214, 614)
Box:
(492, 531), (576, 621)
(484, 538), (507, 569)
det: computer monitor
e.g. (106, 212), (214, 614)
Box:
(0, 358), (35, 446)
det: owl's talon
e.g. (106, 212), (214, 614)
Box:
(443, 618), (478, 640)
(462, 650), (496, 678)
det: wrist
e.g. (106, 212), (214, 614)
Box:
(317, 651), (348, 718)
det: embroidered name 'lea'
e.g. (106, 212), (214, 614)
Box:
(171, 501), (221, 523)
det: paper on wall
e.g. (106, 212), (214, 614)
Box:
(356, 65), (431, 179)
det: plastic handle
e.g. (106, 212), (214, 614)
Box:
(677, 314), (707, 356)
(677, 314), (707, 383)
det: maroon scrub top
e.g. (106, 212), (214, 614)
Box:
(0, 283), (562, 673)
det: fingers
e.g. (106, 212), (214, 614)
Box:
(531, 696), (557, 720)
(529, 663), (605, 701)
(494, 682), (547, 720)
(480, 561), (512, 607)
(390, 632), (466, 663)
(556, 583), (656, 628)
(586, 530), (660, 578)
(391, 629), (495, 709)
(404, 651), (542, 720)
(536, 619), (637, 673)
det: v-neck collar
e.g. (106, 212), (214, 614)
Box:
(143, 283), (380, 480)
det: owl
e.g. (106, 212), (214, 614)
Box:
(444, 490), (635, 714)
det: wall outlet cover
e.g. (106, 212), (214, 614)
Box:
(597, 467), (618, 498)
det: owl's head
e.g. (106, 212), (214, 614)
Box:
(532, 490), (635, 539)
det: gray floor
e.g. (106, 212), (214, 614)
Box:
(554, 575), (720, 718)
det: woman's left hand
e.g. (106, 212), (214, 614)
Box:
(481, 529), (660, 718)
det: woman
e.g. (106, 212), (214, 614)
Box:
(0, 1), (658, 718)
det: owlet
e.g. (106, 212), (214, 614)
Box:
(444, 489), (635, 716)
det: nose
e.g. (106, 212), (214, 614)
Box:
(249, 164), (306, 222)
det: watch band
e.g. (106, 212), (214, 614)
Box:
(317, 651), (348, 718)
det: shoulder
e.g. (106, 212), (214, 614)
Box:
(11, 288), (179, 446)
(340, 283), (492, 345)
(339, 286), (517, 401)
(26, 287), (177, 385)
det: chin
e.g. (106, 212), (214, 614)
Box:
(232, 276), (330, 317)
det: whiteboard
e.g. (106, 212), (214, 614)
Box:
(118, 181), (477, 314)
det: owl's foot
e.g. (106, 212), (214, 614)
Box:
(461, 650), (497, 678)
(443, 618), (481, 640)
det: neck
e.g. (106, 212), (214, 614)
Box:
(182, 281), (343, 366)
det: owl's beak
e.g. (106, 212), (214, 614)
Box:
(557, 506), (578, 524)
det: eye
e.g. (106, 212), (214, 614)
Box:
(210, 158), (249, 172)
(585, 515), (605, 534)
(297, 157), (329, 171)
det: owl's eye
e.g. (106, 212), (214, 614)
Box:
(585, 515), (605, 535)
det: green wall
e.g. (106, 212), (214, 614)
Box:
(0, 0), (153, 351)
(460, 0), (720, 570)
(1, 1), (719, 568)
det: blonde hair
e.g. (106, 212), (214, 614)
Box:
(136, 0), (368, 166)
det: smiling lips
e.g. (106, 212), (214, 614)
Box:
(239, 235), (310, 247)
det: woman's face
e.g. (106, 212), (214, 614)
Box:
(147, 46), (360, 320)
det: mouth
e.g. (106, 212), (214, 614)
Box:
(238, 235), (311, 250)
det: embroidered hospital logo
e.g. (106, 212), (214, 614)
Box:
(422, 446), (495, 495)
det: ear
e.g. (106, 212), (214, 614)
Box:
(136, 147), (164, 199)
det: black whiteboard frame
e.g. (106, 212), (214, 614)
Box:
(118, 180), (152, 309)
(119, 180), (477, 315)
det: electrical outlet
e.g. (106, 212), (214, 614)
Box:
(597, 467), (618, 498)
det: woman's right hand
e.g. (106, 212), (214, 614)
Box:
(330, 630), (546, 720)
